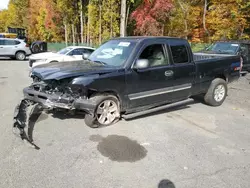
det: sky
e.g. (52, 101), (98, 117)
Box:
(0, 0), (9, 10)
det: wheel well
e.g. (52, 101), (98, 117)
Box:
(88, 90), (123, 110)
(15, 50), (26, 56)
(216, 74), (227, 82)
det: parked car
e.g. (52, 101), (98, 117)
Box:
(29, 46), (96, 67)
(197, 40), (250, 73)
(14, 36), (241, 134)
(0, 38), (31, 60)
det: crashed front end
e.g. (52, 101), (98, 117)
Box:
(13, 76), (96, 148)
(23, 77), (95, 112)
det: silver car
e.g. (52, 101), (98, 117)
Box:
(0, 38), (32, 60)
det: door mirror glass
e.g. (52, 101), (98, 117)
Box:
(134, 59), (149, 69)
(82, 52), (91, 60)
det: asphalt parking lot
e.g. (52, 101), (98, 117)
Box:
(0, 59), (250, 188)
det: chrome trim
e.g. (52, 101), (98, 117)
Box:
(128, 83), (192, 100)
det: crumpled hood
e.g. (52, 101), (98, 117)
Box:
(29, 52), (63, 60)
(31, 60), (119, 80)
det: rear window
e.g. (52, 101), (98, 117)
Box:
(15, 40), (21, 45)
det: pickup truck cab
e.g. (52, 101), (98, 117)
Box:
(15, 37), (241, 129)
(198, 40), (250, 72)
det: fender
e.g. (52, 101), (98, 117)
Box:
(70, 74), (100, 87)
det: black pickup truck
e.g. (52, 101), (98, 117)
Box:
(197, 40), (250, 72)
(14, 36), (241, 134)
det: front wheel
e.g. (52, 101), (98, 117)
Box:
(84, 94), (120, 128)
(204, 78), (227, 106)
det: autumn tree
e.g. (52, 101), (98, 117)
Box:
(206, 0), (248, 40)
(131, 0), (173, 35)
(0, 0), (250, 44)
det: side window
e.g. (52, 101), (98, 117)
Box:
(247, 45), (250, 57)
(170, 44), (189, 64)
(84, 49), (94, 54)
(240, 44), (250, 57)
(4, 40), (16, 45)
(71, 48), (85, 55)
(0, 40), (4, 45)
(15, 40), (21, 45)
(139, 44), (169, 67)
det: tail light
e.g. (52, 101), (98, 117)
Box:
(25, 43), (30, 47)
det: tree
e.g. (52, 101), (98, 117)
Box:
(206, 0), (248, 40)
(131, 0), (173, 35)
(120, 0), (126, 36)
(203, 0), (210, 42)
(0, 10), (9, 32)
(0, 0), (250, 44)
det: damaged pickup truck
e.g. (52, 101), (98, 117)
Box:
(13, 36), (241, 145)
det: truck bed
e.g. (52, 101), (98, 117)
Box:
(193, 52), (235, 61)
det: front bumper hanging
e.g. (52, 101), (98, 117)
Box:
(13, 87), (97, 149)
(13, 99), (42, 150)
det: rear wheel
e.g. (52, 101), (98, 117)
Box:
(84, 94), (120, 128)
(204, 78), (227, 106)
(15, 51), (26, 60)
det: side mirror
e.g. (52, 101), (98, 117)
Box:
(134, 59), (149, 70)
(82, 52), (91, 60)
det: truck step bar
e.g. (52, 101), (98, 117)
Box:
(122, 99), (193, 120)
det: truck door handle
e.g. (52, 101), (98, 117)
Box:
(165, 70), (174, 77)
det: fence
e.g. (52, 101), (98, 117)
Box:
(189, 42), (211, 52)
(47, 42), (95, 52)
(47, 42), (211, 52)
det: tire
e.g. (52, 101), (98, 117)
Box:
(204, 78), (227, 106)
(84, 94), (120, 128)
(15, 51), (26, 61)
(32, 44), (40, 54)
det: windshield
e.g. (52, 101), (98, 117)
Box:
(88, 40), (136, 66)
(57, 47), (73, 55)
(206, 42), (239, 54)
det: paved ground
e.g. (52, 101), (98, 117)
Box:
(0, 59), (250, 188)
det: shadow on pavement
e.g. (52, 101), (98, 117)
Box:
(50, 110), (85, 120)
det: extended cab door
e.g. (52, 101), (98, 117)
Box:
(167, 39), (196, 100)
(126, 41), (175, 109)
